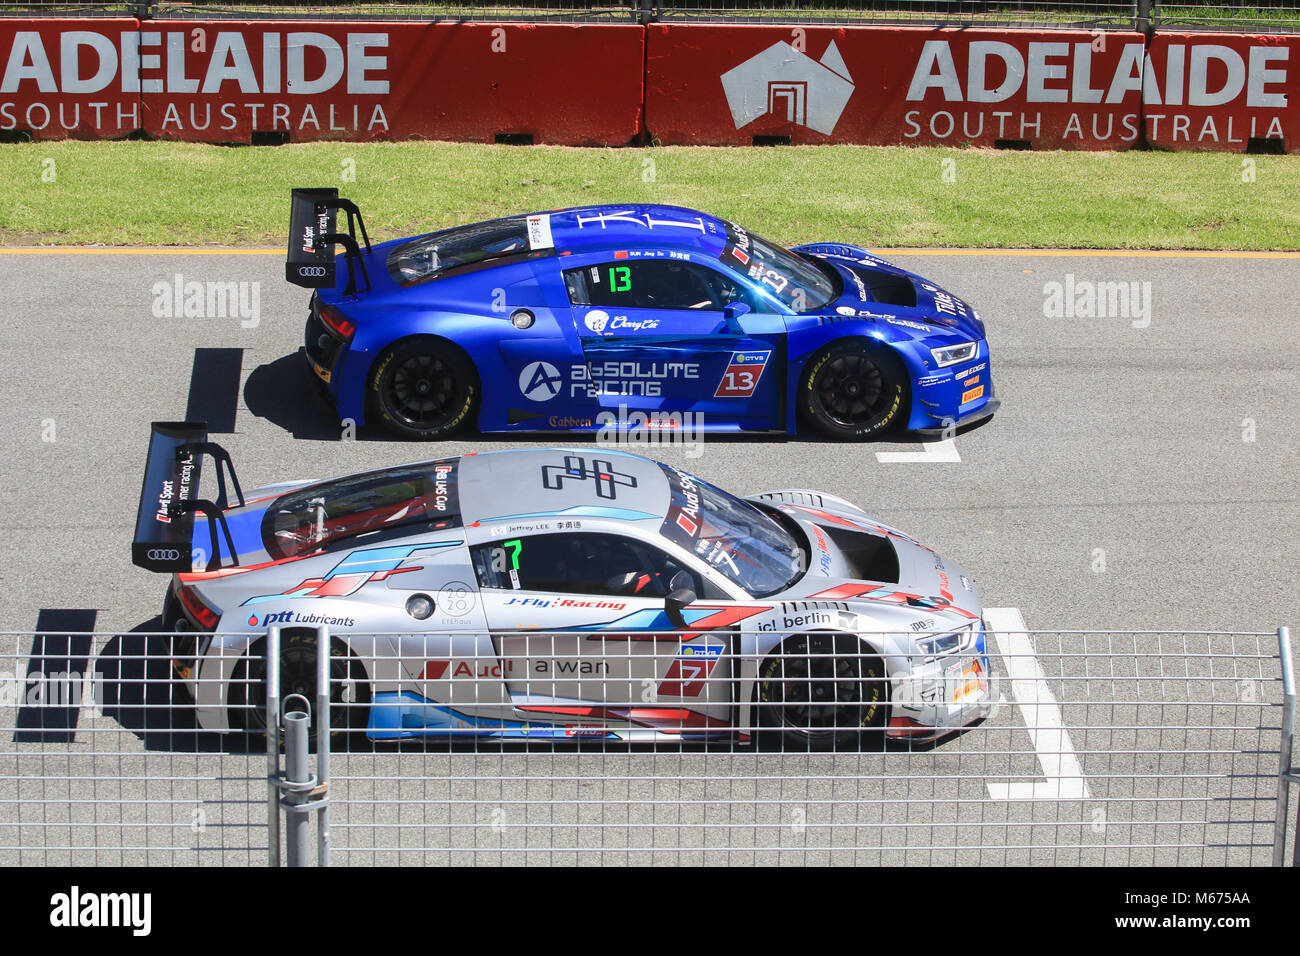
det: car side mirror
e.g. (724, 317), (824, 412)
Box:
(722, 301), (751, 331)
(665, 587), (697, 630)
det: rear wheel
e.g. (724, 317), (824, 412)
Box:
(798, 341), (907, 440)
(368, 337), (479, 440)
(756, 633), (887, 751)
(227, 631), (370, 748)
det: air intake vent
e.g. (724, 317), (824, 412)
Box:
(849, 267), (917, 308)
(824, 526), (900, 584)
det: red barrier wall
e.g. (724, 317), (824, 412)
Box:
(1142, 32), (1294, 151)
(0, 19), (141, 139)
(1, 20), (646, 144)
(2, 19), (1292, 151)
(647, 24), (1155, 149)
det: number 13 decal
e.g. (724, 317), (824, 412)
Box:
(715, 350), (772, 399)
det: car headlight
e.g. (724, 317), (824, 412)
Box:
(915, 629), (967, 656)
(930, 342), (977, 367)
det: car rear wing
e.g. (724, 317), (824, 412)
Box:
(131, 421), (246, 574)
(286, 187), (372, 295)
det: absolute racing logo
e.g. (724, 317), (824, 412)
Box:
(720, 40), (855, 135)
(519, 361), (564, 401)
(519, 359), (700, 402)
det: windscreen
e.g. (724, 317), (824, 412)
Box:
(720, 220), (838, 313)
(658, 463), (805, 598)
(263, 459), (462, 559)
(388, 217), (534, 285)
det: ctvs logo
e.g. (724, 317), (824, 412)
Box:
(720, 40), (855, 136)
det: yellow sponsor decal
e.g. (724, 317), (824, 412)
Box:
(963, 375), (980, 387)
(312, 361), (331, 385)
(953, 660), (985, 701)
(961, 384), (984, 404)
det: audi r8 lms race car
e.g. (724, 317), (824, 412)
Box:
(134, 422), (992, 749)
(288, 189), (998, 441)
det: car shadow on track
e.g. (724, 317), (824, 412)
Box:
(96, 620), (254, 755)
(243, 351), (357, 441)
(244, 349), (996, 447)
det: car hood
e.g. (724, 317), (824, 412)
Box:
(805, 250), (987, 342)
(751, 493), (982, 626)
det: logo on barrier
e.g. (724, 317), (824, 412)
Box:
(720, 40), (855, 136)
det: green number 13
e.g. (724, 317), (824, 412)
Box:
(608, 266), (631, 292)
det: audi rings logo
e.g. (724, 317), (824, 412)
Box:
(299, 266), (328, 278)
(147, 548), (181, 562)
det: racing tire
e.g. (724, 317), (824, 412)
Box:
(756, 633), (887, 752)
(798, 340), (908, 440)
(227, 631), (371, 750)
(368, 337), (479, 440)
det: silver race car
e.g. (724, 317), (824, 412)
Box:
(133, 422), (991, 749)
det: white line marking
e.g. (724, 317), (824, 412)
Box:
(983, 606), (1090, 801)
(875, 438), (961, 464)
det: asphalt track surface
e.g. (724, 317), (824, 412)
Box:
(0, 248), (1296, 865)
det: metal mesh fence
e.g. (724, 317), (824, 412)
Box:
(317, 627), (1290, 865)
(0, 631), (269, 865)
(2, 1), (1298, 31)
(7, 624), (1289, 866)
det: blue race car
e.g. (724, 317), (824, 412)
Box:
(287, 190), (997, 441)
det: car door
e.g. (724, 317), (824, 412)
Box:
(470, 530), (737, 735)
(564, 257), (786, 427)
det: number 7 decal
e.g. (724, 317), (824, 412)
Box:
(658, 642), (725, 697)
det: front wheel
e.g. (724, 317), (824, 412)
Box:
(368, 337), (479, 440)
(798, 341), (908, 440)
(756, 633), (887, 752)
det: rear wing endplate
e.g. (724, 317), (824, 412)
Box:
(131, 421), (246, 574)
(286, 187), (372, 295)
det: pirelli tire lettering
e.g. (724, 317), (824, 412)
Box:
(756, 632), (887, 750)
(798, 341), (907, 440)
(368, 338), (479, 440)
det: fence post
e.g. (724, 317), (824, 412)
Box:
(1276, 626), (1295, 866)
(265, 625), (281, 867)
(315, 626), (331, 867)
(1135, 0), (1153, 36)
(282, 698), (312, 867)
